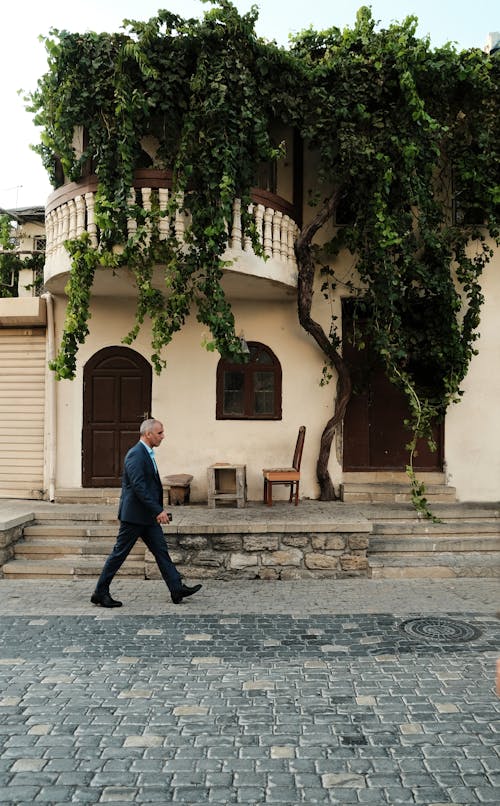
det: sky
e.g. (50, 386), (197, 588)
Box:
(0, 0), (498, 210)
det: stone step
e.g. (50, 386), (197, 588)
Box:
(342, 482), (456, 504)
(30, 508), (118, 523)
(369, 552), (500, 579)
(361, 503), (500, 521)
(342, 471), (447, 484)
(1, 557), (144, 580)
(370, 534), (500, 554)
(368, 525), (500, 578)
(13, 538), (145, 559)
(54, 488), (121, 505)
(23, 523), (119, 538)
(371, 520), (500, 536)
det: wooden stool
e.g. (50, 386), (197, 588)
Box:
(164, 474), (193, 505)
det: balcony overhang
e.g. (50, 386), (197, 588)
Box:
(44, 172), (299, 301)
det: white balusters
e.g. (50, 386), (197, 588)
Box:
(174, 191), (185, 241)
(272, 210), (282, 260)
(244, 203), (254, 253)
(282, 215), (296, 266)
(158, 188), (169, 240)
(75, 196), (86, 237)
(254, 204), (265, 247)
(55, 207), (64, 253)
(68, 199), (77, 241)
(141, 187), (152, 214)
(45, 212), (55, 259)
(61, 203), (70, 246)
(85, 192), (98, 248)
(263, 207), (273, 257)
(127, 188), (137, 240)
(231, 198), (242, 250)
(142, 187), (152, 246)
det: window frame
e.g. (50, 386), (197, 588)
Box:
(216, 341), (282, 420)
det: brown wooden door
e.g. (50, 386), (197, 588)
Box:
(342, 305), (443, 472)
(83, 347), (152, 487)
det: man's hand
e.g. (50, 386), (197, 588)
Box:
(156, 510), (172, 525)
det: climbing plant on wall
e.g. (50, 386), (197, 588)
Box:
(289, 9), (500, 507)
(25, 2), (499, 510)
(0, 213), (44, 297)
(28, 2), (284, 376)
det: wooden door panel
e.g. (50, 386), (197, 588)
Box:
(369, 372), (411, 467)
(119, 431), (139, 470)
(91, 430), (117, 479)
(342, 302), (443, 472)
(343, 391), (370, 468)
(120, 376), (145, 422)
(91, 376), (116, 422)
(83, 347), (152, 487)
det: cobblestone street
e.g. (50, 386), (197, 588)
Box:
(0, 579), (499, 804)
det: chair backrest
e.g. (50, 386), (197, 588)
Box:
(292, 426), (306, 471)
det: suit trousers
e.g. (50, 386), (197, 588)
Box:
(95, 520), (182, 595)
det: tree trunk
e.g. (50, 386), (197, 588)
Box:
(295, 191), (352, 500)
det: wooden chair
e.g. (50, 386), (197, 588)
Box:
(262, 426), (306, 506)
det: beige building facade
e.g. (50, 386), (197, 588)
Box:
(1, 152), (499, 505)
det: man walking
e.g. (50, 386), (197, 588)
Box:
(91, 418), (201, 607)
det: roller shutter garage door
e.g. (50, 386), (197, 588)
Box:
(0, 328), (46, 498)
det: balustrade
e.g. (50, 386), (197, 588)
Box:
(44, 179), (299, 284)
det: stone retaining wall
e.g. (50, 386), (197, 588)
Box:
(146, 532), (370, 580)
(0, 522), (27, 570)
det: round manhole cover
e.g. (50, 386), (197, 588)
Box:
(399, 617), (482, 643)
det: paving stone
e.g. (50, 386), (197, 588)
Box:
(135, 787), (173, 802)
(36, 785), (75, 801)
(99, 785), (137, 801)
(445, 786), (480, 802)
(207, 786), (237, 802)
(71, 788), (101, 802)
(0, 591), (498, 805)
(0, 786), (41, 801)
(235, 786), (266, 802)
(382, 786), (415, 802)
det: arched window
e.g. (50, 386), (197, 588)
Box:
(216, 342), (282, 420)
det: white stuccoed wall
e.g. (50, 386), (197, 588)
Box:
(54, 294), (333, 502)
(445, 254), (500, 501)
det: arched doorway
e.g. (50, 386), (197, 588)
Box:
(82, 347), (152, 487)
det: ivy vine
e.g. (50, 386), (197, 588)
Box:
(0, 213), (44, 296)
(21, 2), (499, 509)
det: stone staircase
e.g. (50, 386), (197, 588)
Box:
(341, 471), (456, 504)
(0, 498), (499, 580)
(0, 506), (141, 580)
(368, 509), (500, 579)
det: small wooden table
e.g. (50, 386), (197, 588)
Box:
(207, 464), (247, 508)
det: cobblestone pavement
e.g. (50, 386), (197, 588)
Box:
(0, 580), (499, 804)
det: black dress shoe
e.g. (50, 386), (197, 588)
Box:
(91, 592), (122, 608)
(171, 583), (202, 605)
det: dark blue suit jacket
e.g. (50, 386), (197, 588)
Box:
(118, 441), (164, 525)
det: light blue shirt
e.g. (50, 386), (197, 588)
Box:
(141, 441), (158, 474)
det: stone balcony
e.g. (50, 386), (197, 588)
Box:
(44, 171), (300, 300)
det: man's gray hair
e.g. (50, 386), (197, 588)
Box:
(140, 418), (160, 435)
